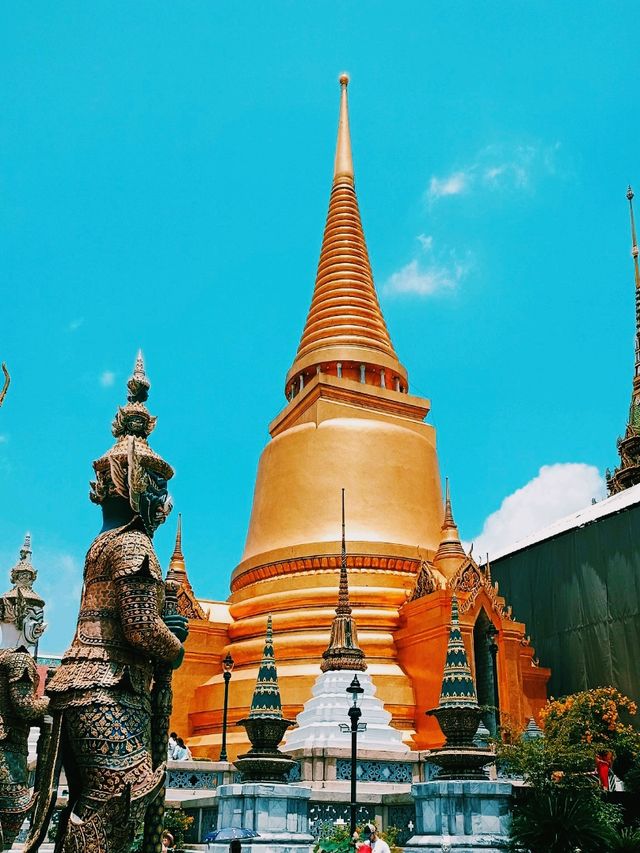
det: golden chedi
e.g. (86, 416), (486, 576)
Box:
(182, 77), (549, 758)
(187, 76), (444, 755)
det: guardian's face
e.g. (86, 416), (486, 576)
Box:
(22, 606), (46, 645)
(138, 470), (172, 536)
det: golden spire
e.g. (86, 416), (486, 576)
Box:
(168, 513), (186, 576)
(432, 478), (466, 580)
(321, 489), (366, 672)
(334, 74), (354, 184)
(166, 514), (207, 620)
(443, 478), (456, 527)
(286, 75), (407, 394)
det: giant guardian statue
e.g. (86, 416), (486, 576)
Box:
(28, 353), (187, 853)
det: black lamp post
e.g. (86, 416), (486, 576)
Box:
(339, 675), (367, 837)
(219, 652), (234, 761)
(486, 625), (500, 734)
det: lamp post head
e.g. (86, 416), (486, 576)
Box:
(223, 652), (235, 674)
(346, 674), (364, 707)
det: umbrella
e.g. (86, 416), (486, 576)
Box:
(205, 827), (260, 842)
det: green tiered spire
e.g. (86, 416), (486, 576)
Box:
(438, 596), (478, 708)
(249, 615), (283, 719)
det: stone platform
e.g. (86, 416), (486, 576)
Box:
(208, 782), (313, 853)
(405, 780), (513, 852)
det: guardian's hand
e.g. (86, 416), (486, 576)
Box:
(164, 613), (188, 643)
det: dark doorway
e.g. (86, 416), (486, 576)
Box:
(473, 609), (498, 735)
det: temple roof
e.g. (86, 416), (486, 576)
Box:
(489, 480), (640, 561)
(166, 515), (207, 621)
(287, 76), (405, 387)
(433, 479), (466, 579)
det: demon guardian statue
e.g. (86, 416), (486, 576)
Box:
(27, 353), (188, 853)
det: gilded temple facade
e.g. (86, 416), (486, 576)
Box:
(171, 77), (549, 757)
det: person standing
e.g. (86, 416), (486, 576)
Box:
(364, 824), (390, 853)
(168, 731), (178, 760)
(173, 737), (192, 760)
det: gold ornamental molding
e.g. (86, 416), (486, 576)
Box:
(231, 552), (422, 594)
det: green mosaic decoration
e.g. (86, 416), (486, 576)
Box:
(249, 615), (282, 718)
(438, 595), (478, 708)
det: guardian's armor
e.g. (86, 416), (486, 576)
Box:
(0, 649), (48, 850)
(28, 354), (187, 853)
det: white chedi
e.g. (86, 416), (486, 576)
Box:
(282, 668), (409, 753)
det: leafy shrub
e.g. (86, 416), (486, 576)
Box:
(540, 687), (640, 777)
(507, 788), (617, 853)
(163, 807), (194, 849)
(314, 823), (352, 853)
(129, 808), (194, 852)
(608, 826), (640, 851)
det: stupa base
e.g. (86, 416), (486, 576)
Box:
(405, 780), (513, 852)
(234, 752), (298, 783)
(427, 747), (493, 780)
(210, 782), (313, 853)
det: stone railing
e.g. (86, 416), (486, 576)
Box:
(166, 759), (237, 791)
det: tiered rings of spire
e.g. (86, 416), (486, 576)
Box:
(286, 75), (408, 399)
(608, 187), (640, 494)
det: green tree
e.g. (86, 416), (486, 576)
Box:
(497, 686), (640, 852)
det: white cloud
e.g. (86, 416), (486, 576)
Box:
(384, 235), (471, 298)
(385, 258), (466, 297)
(427, 171), (470, 201)
(100, 370), (115, 388)
(427, 141), (561, 204)
(0, 435), (7, 444)
(68, 318), (84, 332)
(467, 463), (606, 559)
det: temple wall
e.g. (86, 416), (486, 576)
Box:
(395, 589), (550, 749)
(491, 498), (640, 703)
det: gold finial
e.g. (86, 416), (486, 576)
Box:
(167, 513), (186, 580)
(334, 72), (354, 184)
(433, 478), (466, 579)
(171, 513), (184, 563)
(443, 477), (454, 526)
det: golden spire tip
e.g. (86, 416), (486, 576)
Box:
(333, 72), (354, 184)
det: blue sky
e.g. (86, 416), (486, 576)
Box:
(1, 2), (638, 652)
